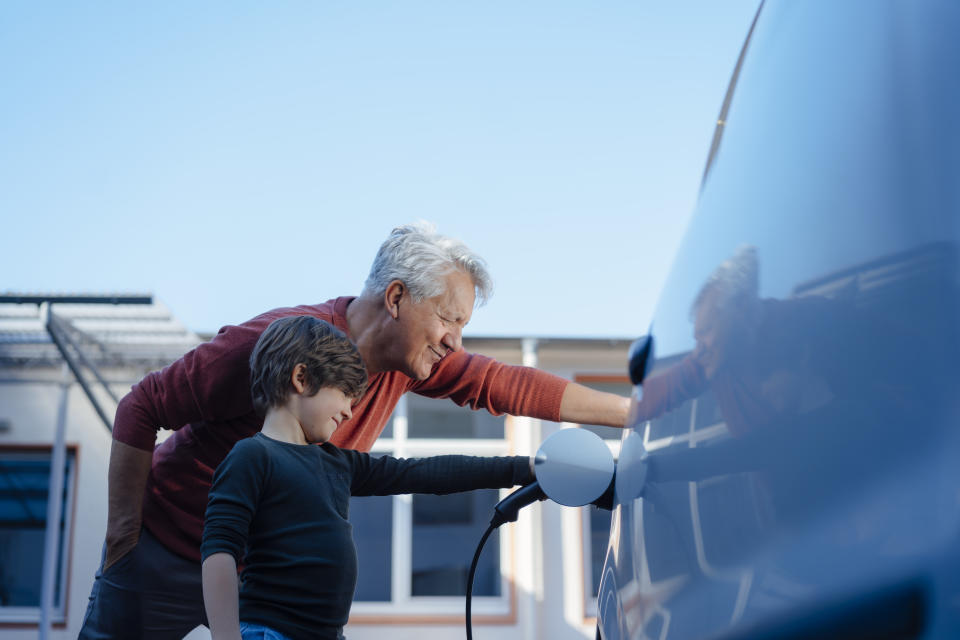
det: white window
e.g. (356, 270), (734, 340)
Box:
(575, 373), (728, 607)
(574, 377), (628, 618)
(582, 504), (613, 617)
(0, 447), (76, 625)
(350, 394), (514, 620)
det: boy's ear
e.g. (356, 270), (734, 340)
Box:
(384, 280), (405, 320)
(290, 363), (308, 394)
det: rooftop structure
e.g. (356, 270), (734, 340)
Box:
(0, 293), (202, 370)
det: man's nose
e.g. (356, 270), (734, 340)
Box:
(442, 328), (462, 353)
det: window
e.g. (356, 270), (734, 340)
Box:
(583, 504), (612, 614)
(351, 495), (392, 602)
(350, 395), (512, 619)
(0, 447), (77, 624)
(574, 376), (627, 618)
(411, 490), (501, 597)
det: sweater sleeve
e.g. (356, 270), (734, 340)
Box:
(112, 312), (285, 451)
(408, 350), (568, 422)
(633, 355), (708, 421)
(343, 450), (534, 497)
(201, 439), (268, 563)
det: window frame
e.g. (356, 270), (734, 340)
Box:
(0, 444), (79, 627)
(570, 374), (628, 623)
(348, 395), (517, 624)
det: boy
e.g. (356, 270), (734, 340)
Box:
(201, 316), (535, 640)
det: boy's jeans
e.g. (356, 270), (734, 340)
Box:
(239, 622), (295, 640)
(240, 622), (345, 640)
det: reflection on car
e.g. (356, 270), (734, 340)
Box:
(598, 1), (960, 638)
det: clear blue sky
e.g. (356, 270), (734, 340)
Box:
(1, 1), (759, 338)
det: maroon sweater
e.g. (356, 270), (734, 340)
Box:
(113, 296), (568, 561)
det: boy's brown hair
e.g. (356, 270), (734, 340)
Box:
(249, 316), (368, 413)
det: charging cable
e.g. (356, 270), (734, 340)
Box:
(464, 427), (616, 639)
(466, 482), (547, 640)
(466, 478), (615, 639)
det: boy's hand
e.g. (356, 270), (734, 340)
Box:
(203, 553), (243, 640)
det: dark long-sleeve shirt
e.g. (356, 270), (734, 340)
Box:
(202, 433), (533, 640)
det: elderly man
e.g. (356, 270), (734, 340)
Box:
(79, 222), (629, 639)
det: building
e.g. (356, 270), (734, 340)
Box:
(0, 294), (634, 640)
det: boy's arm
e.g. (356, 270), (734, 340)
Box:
(202, 552), (242, 640)
(201, 439), (266, 638)
(347, 451), (534, 497)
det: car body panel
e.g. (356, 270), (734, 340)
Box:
(598, 1), (960, 638)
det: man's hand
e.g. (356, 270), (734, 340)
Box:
(103, 439), (154, 571)
(104, 527), (141, 571)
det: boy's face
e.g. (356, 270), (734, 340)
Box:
(298, 386), (354, 443)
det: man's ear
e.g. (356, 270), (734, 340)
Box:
(384, 280), (405, 320)
(290, 363), (308, 394)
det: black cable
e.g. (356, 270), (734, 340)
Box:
(466, 522), (497, 640)
(464, 477), (614, 638)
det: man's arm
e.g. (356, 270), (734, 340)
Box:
(558, 381), (631, 427)
(412, 350), (632, 427)
(112, 319), (268, 451)
(632, 356), (707, 422)
(202, 552), (242, 640)
(103, 316), (276, 566)
(410, 351), (568, 420)
(104, 440), (153, 570)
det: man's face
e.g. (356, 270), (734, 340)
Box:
(693, 289), (741, 380)
(394, 270), (475, 380)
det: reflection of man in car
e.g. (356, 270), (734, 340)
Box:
(636, 245), (841, 438)
(689, 247), (759, 382)
(632, 243), (955, 543)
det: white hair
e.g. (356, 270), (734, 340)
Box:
(690, 245), (759, 319)
(361, 221), (493, 306)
